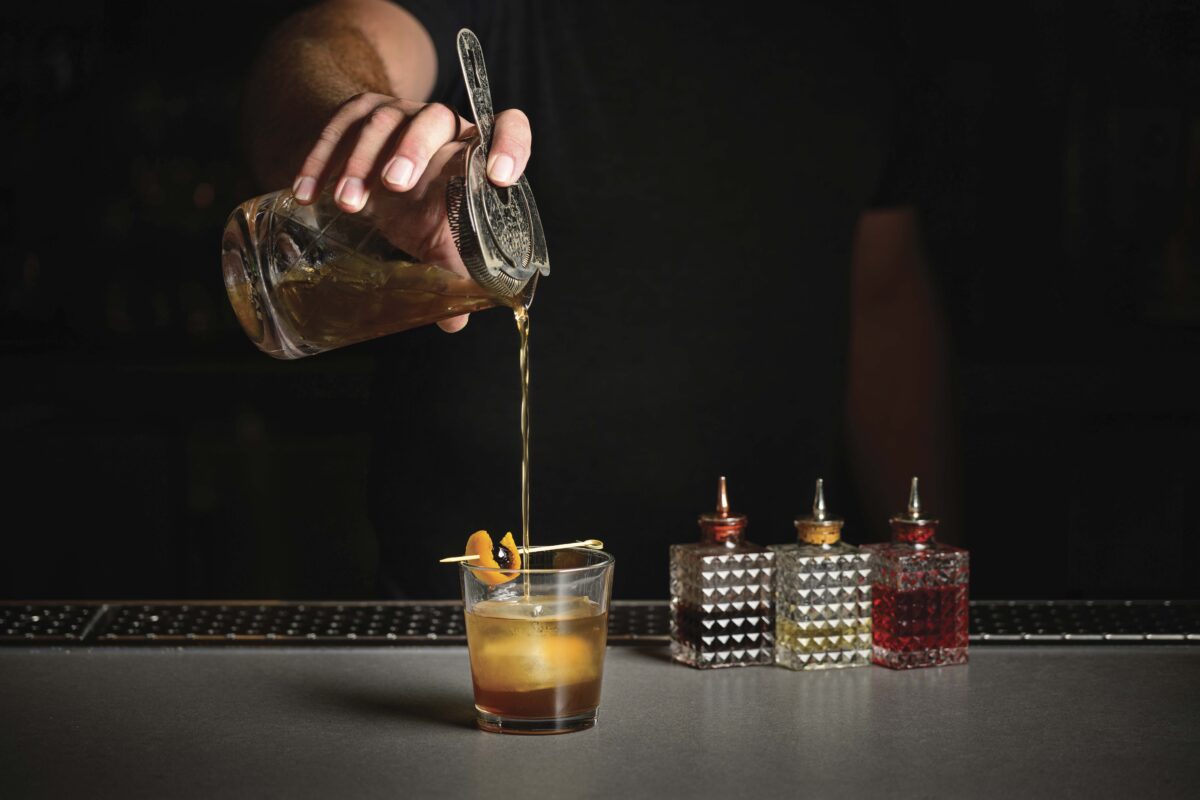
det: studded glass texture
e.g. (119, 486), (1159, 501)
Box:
(669, 544), (774, 668)
(862, 543), (968, 669)
(771, 542), (871, 670)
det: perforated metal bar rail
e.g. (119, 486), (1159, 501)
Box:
(1, 600), (1197, 646)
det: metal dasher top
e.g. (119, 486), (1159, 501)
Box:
(795, 478), (843, 546)
(447, 29), (550, 302)
(699, 476), (748, 546)
(889, 477), (939, 544)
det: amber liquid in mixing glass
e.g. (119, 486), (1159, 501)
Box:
(269, 248), (499, 354)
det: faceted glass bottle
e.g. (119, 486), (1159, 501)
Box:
(862, 478), (968, 669)
(669, 477), (774, 668)
(771, 479), (871, 670)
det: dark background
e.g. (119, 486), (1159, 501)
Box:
(2, 1), (1198, 600)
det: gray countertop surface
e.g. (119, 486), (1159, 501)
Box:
(1, 645), (1198, 799)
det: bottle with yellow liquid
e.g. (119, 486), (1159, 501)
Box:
(220, 29), (549, 358)
(771, 479), (872, 670)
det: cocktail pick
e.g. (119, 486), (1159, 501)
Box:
(440, 539), (604, 563)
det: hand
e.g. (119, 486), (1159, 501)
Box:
(291, 92), (532, 332)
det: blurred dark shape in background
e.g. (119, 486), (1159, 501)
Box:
(1, 1), (1198, 600)
(1, 1), (378, 599)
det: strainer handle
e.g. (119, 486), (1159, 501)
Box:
(457, 29), (494, 155)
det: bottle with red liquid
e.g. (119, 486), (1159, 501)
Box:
(669, 477), (774, 668)
(862, 478), (968, 669)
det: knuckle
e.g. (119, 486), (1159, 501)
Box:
(500, 107), (530, 125)
(423, 102), (456, 126)
(399, 131), (441, 162)
(394, 139), (432, 165)
(498, 108), (532, 136)
(493, 129), (530, 158)
(344, 91), (384, 111)
(316, 125), (345, 147)
(366, 104), (404, 131)
(339, 93), (367, 114)
(496, 113), (532, 150)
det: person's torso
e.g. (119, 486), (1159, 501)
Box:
(371, 1), (900, 598)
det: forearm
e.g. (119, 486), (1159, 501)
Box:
(241, 0), (435, 190)
(845, 208), (962, 542)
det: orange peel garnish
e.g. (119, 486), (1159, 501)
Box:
(464, 530), (522, 585)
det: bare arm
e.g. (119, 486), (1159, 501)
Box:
(846, 208), (962, 543)
(243, 0), (437, 191)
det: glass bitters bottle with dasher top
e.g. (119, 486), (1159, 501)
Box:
(771, 479), (872, 670)
(862, 478), (968, 669)
(669, 477), (774, 668)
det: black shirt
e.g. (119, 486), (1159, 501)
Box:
(370, 1), (909, 598)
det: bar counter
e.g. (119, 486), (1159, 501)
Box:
(2, 602), (1197, 798)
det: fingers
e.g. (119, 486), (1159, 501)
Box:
(293, 93), (392, 205)
(487, 108), (532, 186)
(292, 93), (454, 211)
(287, 97), (525, 337)
(292, 97), (532, 215)
(332, 100), (415, 212)
(381, 102), (470, 192)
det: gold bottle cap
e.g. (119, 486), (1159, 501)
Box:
(795, 478), (843, 545)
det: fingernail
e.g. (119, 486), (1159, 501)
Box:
(383, 157), (414, 188)
(488, 153), (514, 184)
(336, 177), (364, 210)
(292, 176), (316, 203)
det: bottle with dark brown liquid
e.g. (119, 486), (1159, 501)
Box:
(669, 477), (775, 668)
